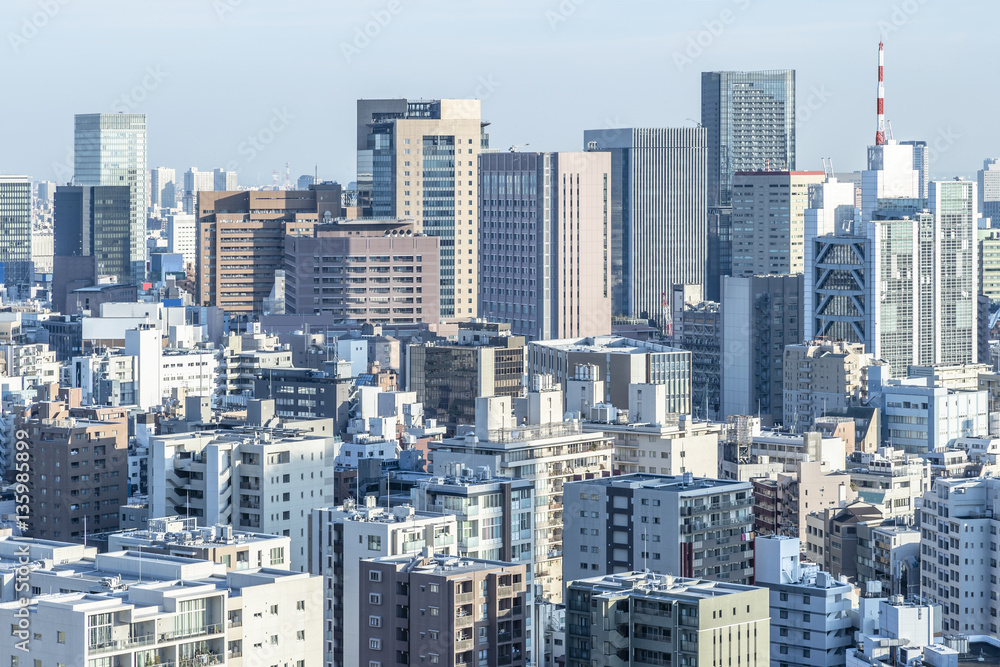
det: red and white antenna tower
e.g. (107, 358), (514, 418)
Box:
(875, 41), (885, 146)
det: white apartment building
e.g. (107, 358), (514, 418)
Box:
(216, 330), (294, 407)
(150, 422), (338, 571)
(0, 549), (321, 667)
(881, 378), (988, 453)
(166, 212), (197, 269)
(847, 447), (930, 520)
(308, 499), (458, 667)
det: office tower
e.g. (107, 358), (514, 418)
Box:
(782, 340), (872, 434)
(755, 536), (854, 667)
(528, 336), (692, 415)
(358, 98), (488, 320)
(479, 151), (612, 340)
(721, 274), (804, 425)
(21, 385), (129, 540)
(165, 212), (196, 270)
(900, 139), (929, 199)
(565, 572), (769, 667)
(213, 167), (237, 191)
(582, 128), (707, 323)
(359, 554), (529, 667)
(196, 188), (340, 312)
(36, 180), (57, 207)
(183, 167), (214, 214)
(0, 176), (32, 296)
(308, 500), (458, 667)
(878, 378), (987, 453)
(297, 174), (315, 190)
(730, 170), (825, 278)
(702, 69), (796, 300)
(430, 384), (615, 603)
(149, 166), (175, 210)
(669, 284), (721, 420)
(860, 141), (920, 222)
(284, 218), (441, 323)
(53, 185), (133, 285)
(149, 416), (340, 571)
(803, 177), (860, 341)
(928, 179), (978, 364)
(978, 158), (1000, 225)
(73, 113), (147, 284)
(563, 473), (754, 585)
(406, 321), (525, 433)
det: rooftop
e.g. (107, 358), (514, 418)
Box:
(571, 473), (748, 493)
(572, 571), (760, 601)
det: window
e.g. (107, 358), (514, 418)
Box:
(369, 638), (381, 650)
(296, 600), (305, 611)
(429, 583), (439, 593)
(57, 631), (65, 643)
(369, 615), (382, 627)
(370, 593), (382, 605)
(297, 630), (305, 641)
(269, 547), (284, 565)
(429, 606), (439, 616)
(270, 635), (278, 645)
(368, 535), (382, 550)
(370, 662), (383, 667)
(270, 605), (278, 615)
(369, 570), (382, 582)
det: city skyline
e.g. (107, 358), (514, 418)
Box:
(1, 0), (990, 185)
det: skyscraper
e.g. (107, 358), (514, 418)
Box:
(73, 113), (147, 284)
(978, 158), (1000, 225)
(53, 185), (133, 284)
(149, 166), (175, 211)
(358, 98), (488, 320)
(478, 150), (612, 340)
(213, 167), (237, 191)
(730, 170), (825, 278)
(900, 139), (929, 200)
(183, 167), (214, 214)
(582, 127), (707, 324)
(0, 175), (33, 296)
(702, 70), (796, 299)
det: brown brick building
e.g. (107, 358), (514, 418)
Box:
(359, 554), (528, 667)
(21, 385), (129, 541)
(196, 187), (341, 313)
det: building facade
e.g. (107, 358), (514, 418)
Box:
(74, 113), (147, 284)
(478, 150), (612, 340)
(0, 176), (32, 296)
(582, 127), (707, 323)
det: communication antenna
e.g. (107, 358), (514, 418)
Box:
(875, 41), (886, 146)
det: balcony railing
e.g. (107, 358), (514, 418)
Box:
(89, 633), (156, 654)
(159, 623), (224, 642)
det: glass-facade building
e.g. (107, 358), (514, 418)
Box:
(0, 176), (33, 296)
(74, 113), (147, 284)
(54, 185), (133, 284)
(702, 70), (795, 300)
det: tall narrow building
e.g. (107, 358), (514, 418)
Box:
(54, 185), (133, 285)
(478, 150), (612, 340)
(582, 127), (707, 324)
(73, 113), (147, 284)
(358, 99), (488, 320)
(0, 176), (33, 297)
(702, 69), (796, 300)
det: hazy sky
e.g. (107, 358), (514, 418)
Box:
(2, 0), (992, 186)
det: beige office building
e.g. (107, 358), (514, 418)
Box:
(783, 340), (873, 434)
(359, 99), (487, 320)
(731, 170), (825, 277)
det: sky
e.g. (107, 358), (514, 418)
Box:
(1, 0), (992, 186)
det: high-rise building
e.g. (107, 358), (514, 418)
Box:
(900, 139), (929, 200)
(359, 554), (530, 667)
(702, 69), (796, 300)
(782, 340), (872, 434)
(196, 189), (340, 312)
(565, 572), (769, 667)
(730, 170), (825, 278)
(165, 212), (196, 270)
(53, 185), (133, 285)
(669, 284), (721, 420)
(149, 166), (175, 211)
(358, 98), (488, 320)
(478, 151), (612, 340)
(212, 167), (237, 191)
(73, 113), (147, 284)
(308, 499), (458, 667)
(183, 167), (214, 214)
(721, 274), (804, 425)
(978, 158), (1000, 225)
(563, 473), (755, 585)
(582, 127), (707, 322)
(0, 176), (32, 296)
(860, 141), (919, 223)
(284, 218), (441, 324)
(979, 229), (1000, 301)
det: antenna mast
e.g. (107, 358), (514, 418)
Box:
(875, 41), (886, 146)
